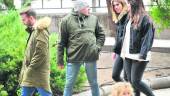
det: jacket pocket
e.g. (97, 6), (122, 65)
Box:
(90, 45), (99, 58)
(23, 67), (34, 81)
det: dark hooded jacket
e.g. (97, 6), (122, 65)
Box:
(128, 15), (155, 59)
(114, 14), (155, 60)
(110, 0), (129, 54)
(113, 14), (129, 54)
(57, 10), (105, 65)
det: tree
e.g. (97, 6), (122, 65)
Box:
(150, 0), (170, 33)
(2, 0), (15, 9)
(21, 0), (31, 7)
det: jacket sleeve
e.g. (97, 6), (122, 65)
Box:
(95, 19), (105, 51)
(29, 30), (49, 69)
(57, 19), (68, 65)
(112, 26), (118, 52)
(139, 18), (155, 59)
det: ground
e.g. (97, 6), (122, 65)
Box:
(97, 52), (170, 86)
(80, 52), (170, 96)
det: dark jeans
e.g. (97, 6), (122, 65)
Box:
(112, 55), (128, 82)
(124, 58), (155, 96)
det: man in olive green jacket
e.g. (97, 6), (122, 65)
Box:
(57, 0), (105, 96)
(19, 9), (52, 96)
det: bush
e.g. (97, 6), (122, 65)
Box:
(0, 10), (26, 96)
(0, 10), (86, 96)
(150, 0), (170, 33)
(0, 85), (8, 96)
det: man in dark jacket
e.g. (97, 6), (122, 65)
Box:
(57, 0), (105, 96)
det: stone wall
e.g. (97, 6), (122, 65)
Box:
(38, 13), (116, 36)
(38, 13), (170, 39)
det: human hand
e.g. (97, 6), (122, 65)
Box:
(112, 53), (116, 60)
(58, 64), (64, 70)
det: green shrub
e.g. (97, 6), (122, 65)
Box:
(0, 10), (26, 96)
(0, 85), (8, 96)
(150, 0), (170, 33)
(0, 10), (86, 96)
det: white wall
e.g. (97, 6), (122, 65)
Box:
(14, 0), (21, 9)
(14, 0), (153, 13)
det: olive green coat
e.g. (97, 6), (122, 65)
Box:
(20, 17), (51, 93)
(57, 11), (105, 65)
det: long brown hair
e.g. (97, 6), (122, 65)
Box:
(127, 0), (147, 28)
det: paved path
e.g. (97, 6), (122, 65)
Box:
(73, 37), (170, 96)
(142, 88), (170, 96)
(73, 86), (170, 96)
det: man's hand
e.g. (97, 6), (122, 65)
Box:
(58, 64), (64, 70)
(112, 52), (116, 60)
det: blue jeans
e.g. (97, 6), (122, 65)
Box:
(63, 61), (99, 96)
(21, 86), (52, 96)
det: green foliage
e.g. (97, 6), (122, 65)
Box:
(1, 0), (15, 9)
(150, 0), (170, 33)
(0, 85), (8, 96)
(23, 0), (31, 7)
(0, 10), (86, 96)
(0, 10), (27, 95)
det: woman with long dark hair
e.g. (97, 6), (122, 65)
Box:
(121, 0), (155, 96)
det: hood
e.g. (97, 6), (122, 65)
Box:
(71, 9), (87, 18)
(71, 9), (79, 16)
(110, 0), (128, 23)
(71, 10), (88, 28)
(34, 17), (51, 30)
